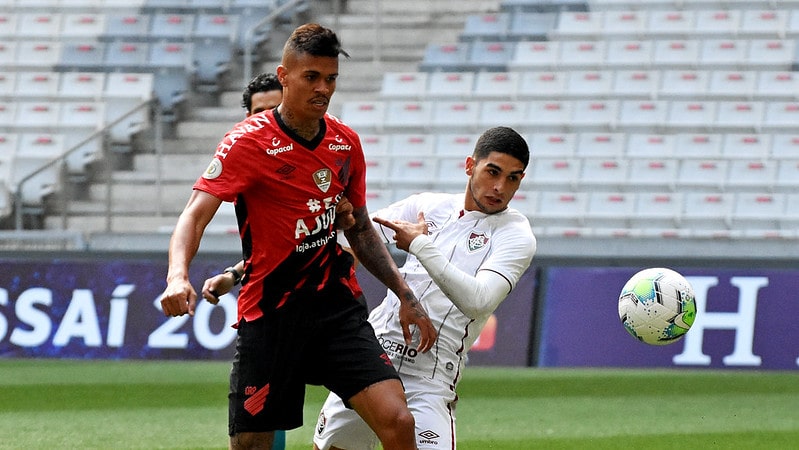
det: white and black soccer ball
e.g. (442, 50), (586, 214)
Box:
(618, 268), (697, 346)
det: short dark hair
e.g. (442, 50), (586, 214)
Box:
(473, 127), (530, 169)
(241, 72), (282, 112)
(284, 23), (349, 59)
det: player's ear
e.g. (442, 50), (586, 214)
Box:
(276, 65), (287, 85)
(465, 156), (475, 176)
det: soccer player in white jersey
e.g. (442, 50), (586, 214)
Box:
(313, 126), (536, 450)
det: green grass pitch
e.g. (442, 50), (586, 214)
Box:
(1, 359), (798, 449)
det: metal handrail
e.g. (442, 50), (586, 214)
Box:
(242, 0), (309, 87)
(14, 99), (155, 230)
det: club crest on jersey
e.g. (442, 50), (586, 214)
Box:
(313, 168), (332, 193)
(202, 158), (222, 179)
(467, 232), (489, 252)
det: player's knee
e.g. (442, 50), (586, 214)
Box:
(393, 406), (416, 433)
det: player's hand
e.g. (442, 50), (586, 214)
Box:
(372, 212), (428, 252)
(335, 196), (356, 231)
(202, 272), (235, 305)
(398, 291), (437, 353)
(160, 278), (197, 317)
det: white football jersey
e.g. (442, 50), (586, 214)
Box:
(367, 192), (536, 386)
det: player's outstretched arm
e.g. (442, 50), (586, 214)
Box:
(161, 190), (222, 317)
(345, 206), (437, 352)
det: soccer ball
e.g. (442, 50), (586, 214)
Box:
(618, 268), (697, 346)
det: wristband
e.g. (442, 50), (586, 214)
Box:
(223, 266), (243, 285)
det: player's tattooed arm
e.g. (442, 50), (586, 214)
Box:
(345, 206), (437, 352)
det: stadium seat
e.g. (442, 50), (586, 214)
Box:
(647, 10), (695, 38)
(340, 101), (385, 133)
(389, 155), (437, 188)
(62, 13), (107, 38)
(15, 72), (60, 100)
(507, 11), (558, 41)
(617, 100), (667, 132)
(15, 41), (62, 70)
(0, 12), (18, 39)
(666, 100), (717, 132)
(192, 37), (235, 90)
(431, 101), (480, 133)
(380, 72), (428, 100)
(762, 101), (799, 132)
(681, 192), (733, 230)
(103, 72), (154, 145)
(715, 101), (764, 132)
(570, 100), (619, 130)
(756, 71), (799, 100)
(473, 72), (520, 100)
(13, 133), (65, 208)
(676, 159), (728, 191)
(774, 159), (799, 192)
(426, 72), (474, 99)
(575, 133), (626, 158)
(708, 71), (756, 99)
(359, 134), (390, 156)
(0, 101), (15, 125)
(461, 13), (511, 42)
(584, 192), (636, 228)
(659, 70), (710, 99)
(509, 41), (559, 70)
(59, 42), (107, 71)
(434, 133), (479, 157)
(740, 10), (787, 39)
(363, 154), (390, 188)
(104, 42), (149, 68)
(525, 100), (573, 130)
(60, 72), (106, 99)
(364, 189), (394, 212)
(700, 39), (747, 69)
(627, 158), (678, 191)
(530, 158), (580, 191)
(693, 10), (741, 37)
(384, 101), (433, 132)
(748, 39), (796, 69)
(721, 133), (771, 159)
(534, 191), (588, 228)
(501, 0), (587, 13)
(517, 71), (567, 99)
(565, 70), (613, 98)
(0, 72), (15, 97)
(388, 134), (435, 156)
(770, 134), (799, 159)
(17, 13), (62, 38)
(652, 40), (700, 69)
(510, 190), (538, 218)
(631, 192), (683, 230)
(436, 156), (469, 188)
(15, 102), (60, 129)
(625, 133), (676, 158)
(527, 132), (576, 157)
(731, 193), (785, 230)
(194, 13), (239, 41)
(419, 42), (470, 72)
(673, 133), (722, 158)
(102, 13), (152, 40)
(725, 160), (777, 192)
(612, 70), (659, 99)
(559, 40), (606, 69)
(0, 42), (15, 70)
(467, 41), (513, 71)
(555, 11), (603, 38)
(580, 159), (629, 190)
(149, 13), (195, 39)
(479, 101), (525, 129)
(605, 40), (653, 68)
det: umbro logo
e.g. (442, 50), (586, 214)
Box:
(419, 430), (439, 440)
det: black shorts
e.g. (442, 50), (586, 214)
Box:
(228, 293), (400, 435)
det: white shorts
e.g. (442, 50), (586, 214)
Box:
(313, 375), (458, 450)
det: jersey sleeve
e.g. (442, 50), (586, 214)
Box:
(343, 131), (367, 210)
(193, 131), (260, 202)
